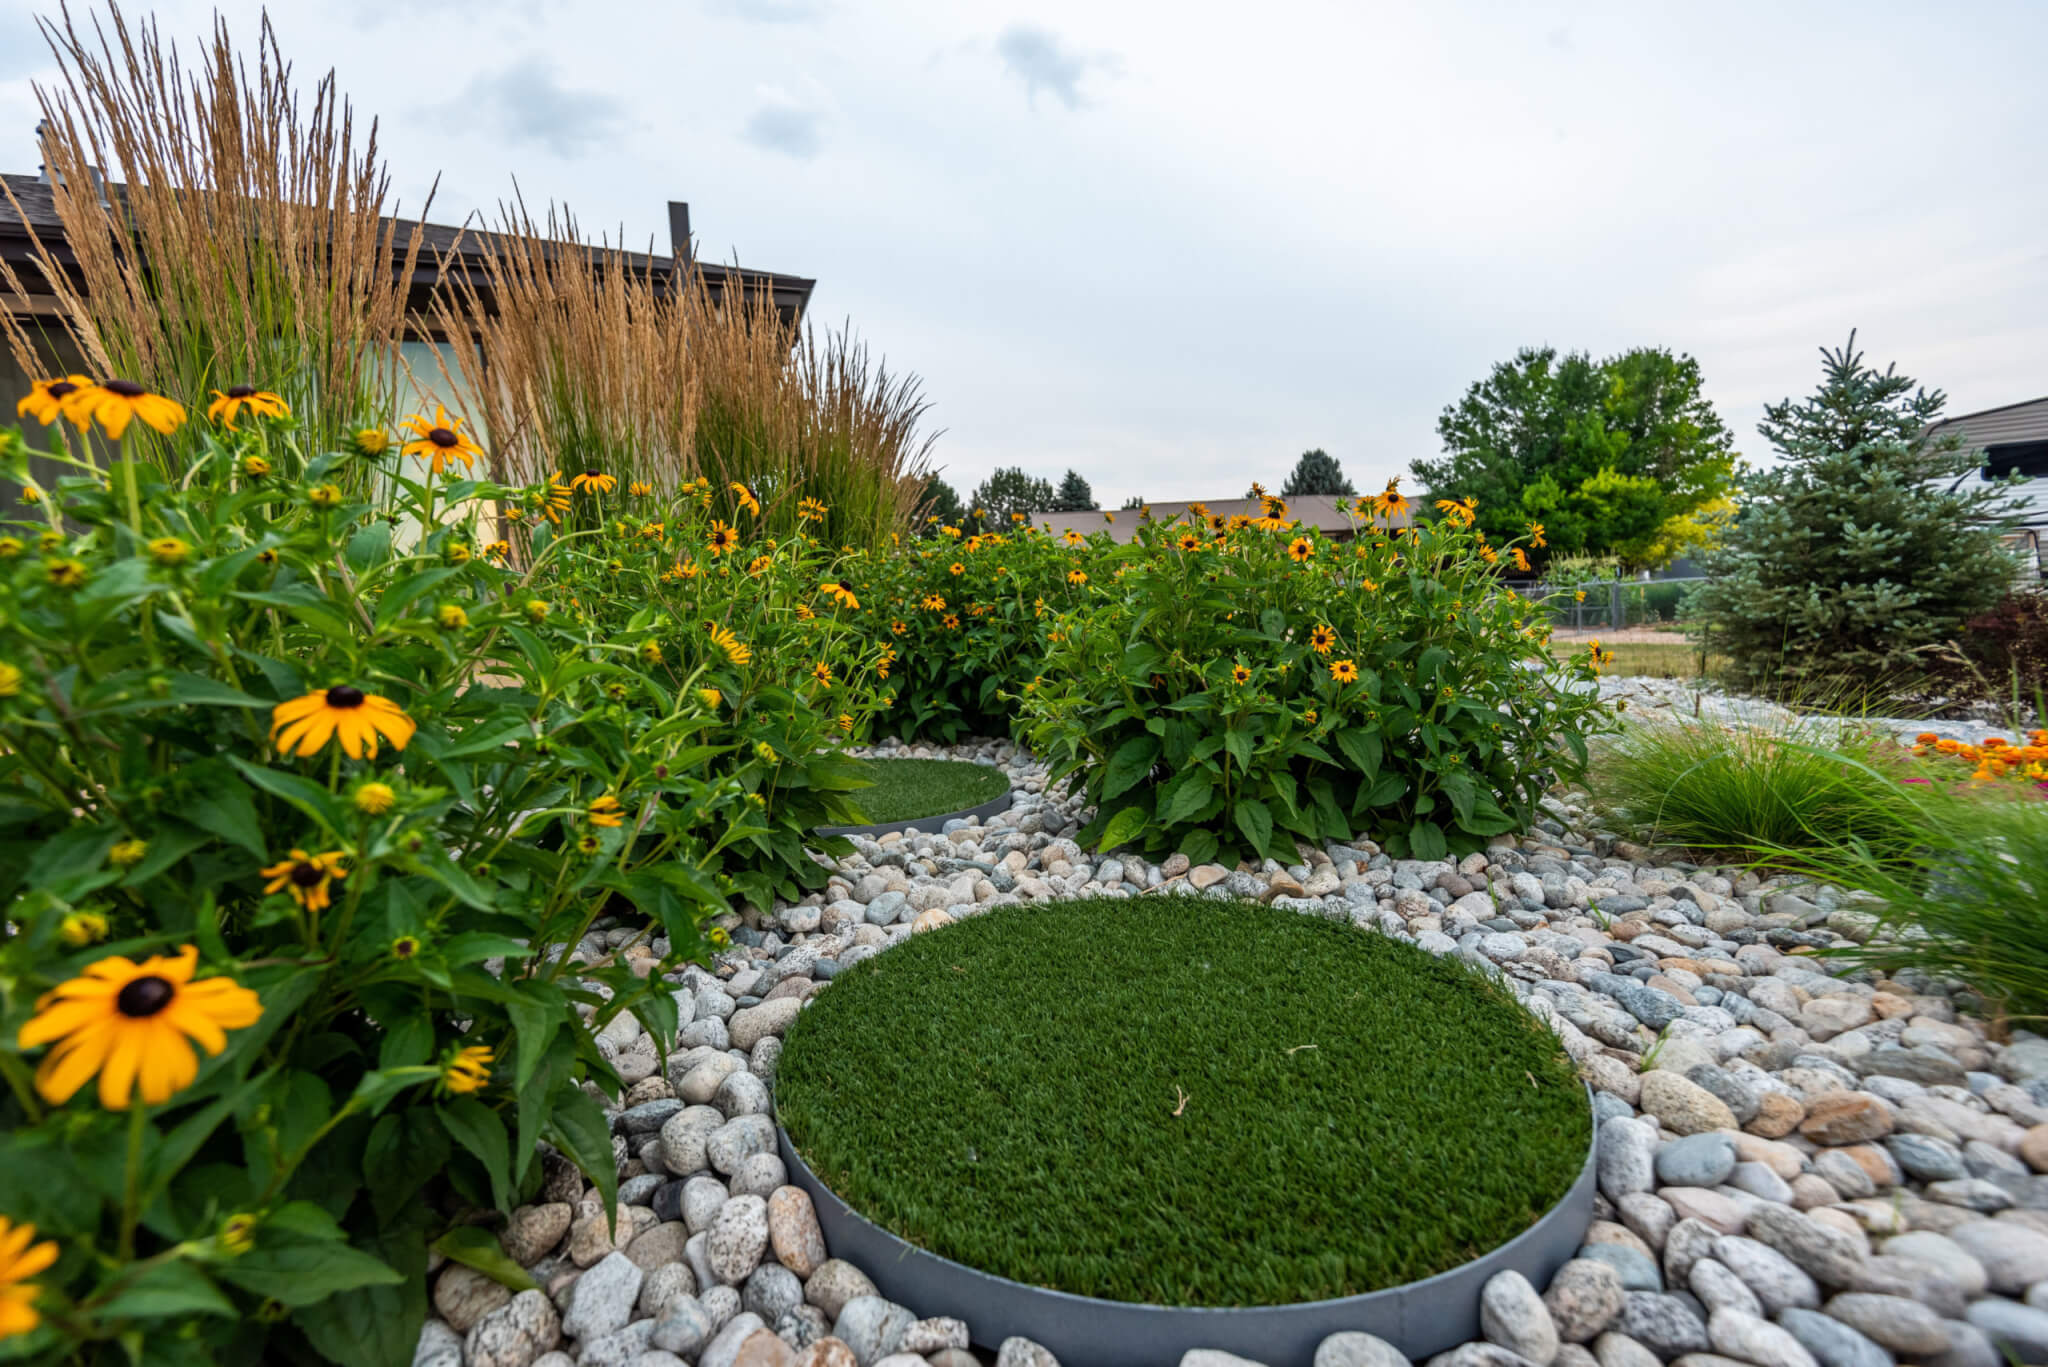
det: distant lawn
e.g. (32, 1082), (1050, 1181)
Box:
(1583, 641), (1723, 679)
(845, 757), (1009, 825)
(778, 899), (1591, 1306)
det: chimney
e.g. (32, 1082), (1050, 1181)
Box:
(667, 201), (692, 269)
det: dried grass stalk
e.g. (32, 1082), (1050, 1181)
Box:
(0, 2), (426, 466)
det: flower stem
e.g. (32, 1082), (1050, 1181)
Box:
(119, 1099), (149, 1261)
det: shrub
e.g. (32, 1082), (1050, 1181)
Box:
(1020, 493), (1608, 861)
(1692, 334), (2026, 696)
(1927, 589), (2048, 709)
(1, 398), (744, 1364)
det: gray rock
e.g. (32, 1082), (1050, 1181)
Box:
(713, 1070), (773, 1118)
(730, 1151), (788, 1199)
(414, 1319), (463, 1367)
(1315, 1332), (1414, 1367)
(657, 1105), (727, 1175)
(1686, 1065), (1761, 1126)
(1745, 1204), (1865, 1286)
(729, 998), (802, 1051)
(1180, 1353), (1269, 1367)
(1421, 1347), (1539, 1366)
(1687, 1259), (1762, 1318)
(1947, 1219), (2048, 1295)
(561, 1252), (644, 1341)
(433, 1264), (512, 1334)
(699, 1283), (741, 1333)
(1706, 1307), (1818, 1367)
(900, 1317), (972, 1353)
(1588, 1332), (1660, 1367)
(1710, 1235), (1822, 1315)
(1599, 1118), (1659, 1203)
(1480, 1270), (1557, 1363)
(1656, 1133), (1738, 1189)
(465, 1290), (562, 1367)
(1581, 1242), (1663, 1292)
(803, 1258), (877, 1321)
(1821, 1292), (1951, 1355)
(741, 1262), (804, 1324)
(1880, 1231), (1988, 1297)
(1963, 1298), (2048, 1363)
(682, 1176), (730, 1234)
(1846, 1255), (1968, 1318)
(705, 1194), (769, 1285)
(865, 891), (909, 925)
(637, 1263), (695, 1320)
(1545, 1258), (1625, 1342)
(1924, 1319), (2005, 1367)
(995, 1339), (1063, 1367)
(500, 1203), (575, 1268)
(1663, 1220), (1721, 1289)
(705, 1114), (776, 1176)
(835, 1295), (915, 1366)
(1776, 1307), (1894, 1367)
(694, 1313), (765, 1367)
(1612, 1292), (1708, 1357)
(571, 1321), (654, 1367)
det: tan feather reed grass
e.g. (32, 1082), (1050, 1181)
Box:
(0, 3), (427, 470)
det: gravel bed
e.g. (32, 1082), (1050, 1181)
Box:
(420, 733), (2048, 1367)
(1594, 675), (2041, 749)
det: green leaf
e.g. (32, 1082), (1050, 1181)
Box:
(505, 992), (560, 1095)
(438, 1098), (514, 1213)
(1179, 827), (1219, 868)
(1408, 818), (1449, 862)
(291, 1204), (430, 1367)
(542, 1084), (617, 1216)
(1156, 773), (1214, 827)
(1233, 798), (1275, 860)
(345, 521), (393, 571)
(1094, 803), (1150, 853)
(227, 756), (348, 837)
(364, 1110), (450, 1227)
(184, 777), (267, 861)
(1334, 727), (1383, 779)
(1099, 735), (1159, 802)
(372, 567), (459, 631)
(215, 1235), (404, 1307)
(98, 1259), (237, 1321)
(403, 843), (498, 911)
(1223, 727), (1252, 772)
(432, 1226), (537, 1292)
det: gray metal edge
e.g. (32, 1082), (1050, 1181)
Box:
(814, 788), (1014, 840)
(777, 1084), (1597, 1366)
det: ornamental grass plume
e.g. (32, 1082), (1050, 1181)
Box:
(17, 945), (262, 1109)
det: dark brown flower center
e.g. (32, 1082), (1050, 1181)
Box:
(429, 427), (457, 447)
(393, 938), (417, 957)
(289, 861), (326, 887)
(227, 385), (257, 398)
(103, 379), (146, 398)
(48, 380), (78, 398)
(116, 975), (174, 1017)
(325, 685), (366, 708)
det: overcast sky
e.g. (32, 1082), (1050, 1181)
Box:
(4, 0), (2044, 505)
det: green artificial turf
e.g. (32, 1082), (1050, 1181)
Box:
(844, 757), (1009, 825)
(777, 899), (1590, 1307)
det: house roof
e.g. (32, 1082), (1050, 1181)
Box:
(1926, 395), (2048, 449)
(0, 172), (816, 325)
(1033, 494), (1410, 545)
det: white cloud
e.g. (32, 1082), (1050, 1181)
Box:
(994, 24), (1118, 110)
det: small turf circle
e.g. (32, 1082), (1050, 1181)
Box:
(777, 899), (1590, 1308)
(843, 757), (1009, 826)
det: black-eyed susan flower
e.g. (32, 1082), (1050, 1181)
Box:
(524, 598), (551, 622)
(400, 405), (484, 474)
(46, 559), (87, 590)
(260, 849), (348, 912)
(444, 541), (472, 565)
(77, 379), (185, 439)
(628, 480), (653, 498)
(440, 1044), (493, 1095)
(148, 536), (192, 567)
(353, 780), (397, 815)
(1062, 530), (1083, 547)
(0, 662), (21, 700)
(729, 482), (761, 516)
(0, 537), (20, 560)
(922, 593), (947, 611)
(435, 603), (468, 631)
(890, 619), (907, 635)
(1287, 537), (1314, 562)
(59, 910), (109, 947)
(746, 554), (772, 576)
(307, 483), (343, 510)
(798, 496), (828, 522)
(942, 612), (961, 630)
(1176, 532), (1201, 551)
(16, 944), (262, 1109)
(485, 540), (510, 561)
(1329, 658), (1359, 684)
(1373, 479), (1408, 520)
(353, 427), (389, 459)
(588, 795), (626, 828)
(1231, 664), (1252, 685)
(574, 833), (602, 856)
(1309, 624), (1336, 655)
(1066, 569), (1088, 585)
(706, 622), (752, 666)
(15, 375), (95, 427)
(36, 531), (62, 553)
(109, 839), (149, 869)
(811, 662), (834, 688)
(571, 469), (617, 494)
(19, 487), (40, 505)
(639, 639), (663, 666)
(242, 453), (271, 479)
(388, 934), (422, 962)
(708, 521), (740, 555)
(206, 385), (289, 428)
(794, 602), (815, 622)
(0, 1216), (59, 1338)
(1527, 521), (1547, 548)
(697, 687), (722, 709)
(1509, 547), (1531, 573)
(270, 685), (416, 759)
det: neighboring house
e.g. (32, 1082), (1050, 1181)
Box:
(1927, 395), (2048, 577)
(1034, 495), (1409, 545)
(1, 168), (815, 428)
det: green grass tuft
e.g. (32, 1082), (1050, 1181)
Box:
(777, 899), (1590, 1307)
(844, 757), (1009, 825)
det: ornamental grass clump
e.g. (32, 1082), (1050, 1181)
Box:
(1019, 487), (1609, 861)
